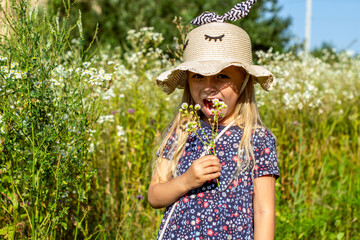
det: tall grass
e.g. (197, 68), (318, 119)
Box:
(257, 49), (360, 239)
(0, 1), (359, 239)
(85, 28), (180, 238)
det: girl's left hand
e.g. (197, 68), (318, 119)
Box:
(148, 155), (221, 208)
(181, 155), (221, 190)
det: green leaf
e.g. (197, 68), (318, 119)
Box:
(0, 225), (14, 238)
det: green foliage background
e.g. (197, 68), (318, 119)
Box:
(47, 0), (292, 53)
(0, 0), (359, 239)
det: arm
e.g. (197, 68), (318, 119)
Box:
(253, 175), (276, 240)
(148, 155), (221, 209)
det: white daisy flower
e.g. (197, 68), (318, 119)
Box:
(181, 103), (188, 109)
(212, 99), (220, 104)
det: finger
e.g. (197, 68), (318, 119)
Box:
(203, 165), (221, 174)
(197, 155), (219, 162)
(199, 160), (221, 169)
(202, 172), (221, 182)
(194, 163), (220, 173)
(197, 156), (220, 165)
(191, 163), (220, 175)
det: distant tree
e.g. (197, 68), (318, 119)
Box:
(238, 0), (292, 53)
(311, 42), (336, 57)
(48, 0), (292, 54)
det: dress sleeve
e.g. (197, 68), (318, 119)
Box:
(252, 128), (280, 179)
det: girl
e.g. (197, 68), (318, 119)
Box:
(149, 2), (279, 239)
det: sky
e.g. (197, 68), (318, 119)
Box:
(277, 0), (360, 54)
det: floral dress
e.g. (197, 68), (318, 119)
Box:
(157, 120), (279, 240)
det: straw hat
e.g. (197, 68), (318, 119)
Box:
(156, 22), (275, 94)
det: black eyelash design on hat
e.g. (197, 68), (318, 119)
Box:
(191, 0), (258, 26)
(204, 34), (225, 42)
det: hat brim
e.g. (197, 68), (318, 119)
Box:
(156, 60), (276, 94)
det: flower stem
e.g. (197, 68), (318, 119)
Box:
(181, 103), (227, 190)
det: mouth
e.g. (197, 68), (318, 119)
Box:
(202, 98), (224, 117)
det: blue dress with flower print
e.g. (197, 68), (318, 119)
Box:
(157, 120), (279, 240)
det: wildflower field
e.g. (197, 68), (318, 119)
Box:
(0, 1), (359, 239)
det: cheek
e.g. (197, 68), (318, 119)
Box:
(224, 93), (240, 111)
(189, 86), (201, 102)
(189, 90), (198, 103)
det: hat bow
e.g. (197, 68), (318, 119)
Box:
(191, 0), (258, 26)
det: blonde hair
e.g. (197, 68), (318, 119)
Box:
(153, 68), (265, 183)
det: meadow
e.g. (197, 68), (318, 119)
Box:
(0, 1), (359, 239)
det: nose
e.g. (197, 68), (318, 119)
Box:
(203, 76), (217, 89)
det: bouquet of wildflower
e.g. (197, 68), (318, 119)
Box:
(179, 99), (227, 189)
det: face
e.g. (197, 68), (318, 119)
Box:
(188, 66), (246, 125)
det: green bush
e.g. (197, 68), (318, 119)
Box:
(0, 1), (104, 238)
(47, 0), (292, 53)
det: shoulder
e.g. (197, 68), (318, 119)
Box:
(251, 127), (279, 179)
(251, 127), (277, 149)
